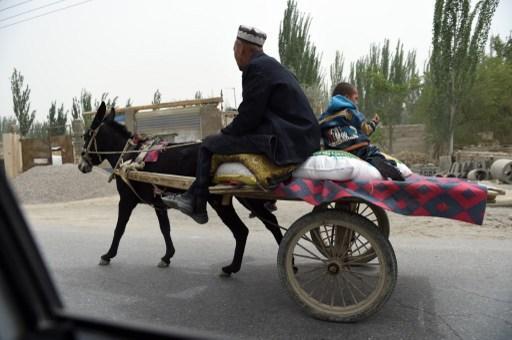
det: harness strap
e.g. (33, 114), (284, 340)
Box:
(114, 161), (154, 207)
(108, 139), (133, 183)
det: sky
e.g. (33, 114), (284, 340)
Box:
(0, 0), (511, 121)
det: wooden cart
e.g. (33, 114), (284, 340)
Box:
(117, 169), (397, 322)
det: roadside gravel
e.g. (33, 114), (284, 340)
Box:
(10, 164), (117, 204)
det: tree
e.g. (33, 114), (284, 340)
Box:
(125, 98), (133, 107)
(330, 50), (345, 94)
(27, 121), (49, 139)
(47, 101), (57, 136)
(349, 39), (420, 152)
(279, 0), (326, 113)
(71, 97), (81, 120)
(80, 89), (92, 113)
(152, 89), (161, 105)
(194, 90), (203, 100)
(10, 68), (36, 136)
(80, 89), (93, 128)
(0, 116), (18, 134)
(56, 103), (68, 135)
(422, 0), (499, 156)
(94, 92), (117, 111)
(47, 102), (68, 136)
(457, 33), (512, 145)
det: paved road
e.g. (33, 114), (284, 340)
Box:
(23, 199), (512, 339)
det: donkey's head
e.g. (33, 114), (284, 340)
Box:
(78, 102), (116, 173)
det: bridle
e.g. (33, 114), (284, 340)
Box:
(82, 122), (105, 165)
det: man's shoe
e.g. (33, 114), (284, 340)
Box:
(161, 193), (209, 224)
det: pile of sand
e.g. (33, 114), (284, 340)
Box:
(10, 164), (118, 204)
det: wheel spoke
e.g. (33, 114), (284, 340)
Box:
(342, 272), (368, 298)
(317, 274), (332, 304)
(345, 269), (379, 282)
(334, 274), (347, 307)
(338, 228), (355, 259)
(302, 271), (328, 292)
(347, 236), (372, 257)
(343, 260), (381, 267)
(359, 204), (370, 216)
(292, 253), (327, 263)
(295, 238), (327, 261)
(340, 274), (359, 304)
(297, 264), (326, 276)
(310, 228), (332, 257)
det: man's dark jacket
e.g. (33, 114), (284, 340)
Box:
(221, 52), (320, 166)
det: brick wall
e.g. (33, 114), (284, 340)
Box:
(379, 124), (427, 154)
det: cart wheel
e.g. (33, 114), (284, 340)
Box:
(311, 201), (389, 263)
(278, 210), (397, 322)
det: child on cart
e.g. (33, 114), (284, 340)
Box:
(319, 82), (404, 181)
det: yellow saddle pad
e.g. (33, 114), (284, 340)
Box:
(211, 154), (297, 189)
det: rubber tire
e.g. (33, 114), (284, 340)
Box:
(278, 210), (397, 322)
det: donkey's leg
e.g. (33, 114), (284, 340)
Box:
(154, 208), (175, 268)
(209, 197), (248, 276)
(240, 198), (283, 245)
(99, 198), (137, 265)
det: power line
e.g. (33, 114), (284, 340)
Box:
(0, 0), (34, 13)
(0, 0), (92, 30)
(0, 0), (71, 23)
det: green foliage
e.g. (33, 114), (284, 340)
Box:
(490, 34), (512, 61)
(47, 102), (68, 136)
(0, 116), (18, 134)
(349, 39), (420, 152)
(10, 68), (36, 136)
(94, 92), (118, 111)
(80, 89), (92, 112)
(71, 97), (81, 120)
(279, 0), (326, 113)
(80, 89), (93, 127)
(152, 89), (162, 105)
(26, 121), (49, 139)
(279, 0), (323, 87)
(419, 0), (499, 156)
(457, 33), (512, 145)
(329, 50), (345, 94)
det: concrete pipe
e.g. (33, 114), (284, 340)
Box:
(467, 169), (489, 181)
(490, 159), (512, 184)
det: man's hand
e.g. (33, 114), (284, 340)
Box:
(372, 114), (380, 124)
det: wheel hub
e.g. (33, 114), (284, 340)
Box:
(327, 262), (340, 274)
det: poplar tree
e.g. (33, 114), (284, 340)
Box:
(71, 97), (81, 120)
(330, 50), (345, 94)
(424, 0), (499, 156)
(279, 0), (325, 113)
(152, 89), (162, 105)
(349, 40), (419, 152)
(10, 68), (36, 136)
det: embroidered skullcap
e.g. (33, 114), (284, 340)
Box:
(237, 25), (266, 47)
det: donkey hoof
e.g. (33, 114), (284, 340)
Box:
(157, 260), (170, 268)
(220, 265), (239, 277)
(219, 270), (232, 278)
(99, 258), (110, 266)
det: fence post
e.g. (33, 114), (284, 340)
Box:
(2, 132), (22, 178)
(71, 119), (85, 164)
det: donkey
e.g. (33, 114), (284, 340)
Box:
(78, 102), (283, 275)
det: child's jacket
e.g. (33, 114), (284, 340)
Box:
(318, 95), (377, 151)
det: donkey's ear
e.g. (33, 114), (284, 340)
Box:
(91, 101), (107, 128)
(105, 107), (116, 122)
